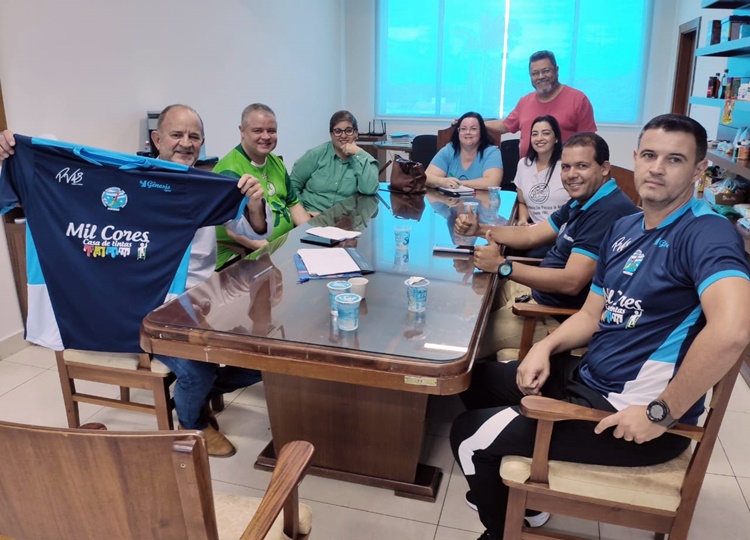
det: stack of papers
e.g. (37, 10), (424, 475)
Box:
(305, 227), (361, 241)
(297, 248), (361, 276)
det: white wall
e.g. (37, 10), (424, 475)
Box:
(343, 0), (715, 168)
(0, 0), (345, 342)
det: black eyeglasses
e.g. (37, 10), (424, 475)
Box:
(530, 68), (553, 79)
(332, 127), (355, 136)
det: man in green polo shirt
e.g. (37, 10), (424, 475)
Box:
(213, 103), (310, 268)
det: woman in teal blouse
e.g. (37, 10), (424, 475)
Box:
(291, 111), (380, 215)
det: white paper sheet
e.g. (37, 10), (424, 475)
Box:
(297, 248), (360, 276)
(305, 227), (361, 240)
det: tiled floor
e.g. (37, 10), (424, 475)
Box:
(1, 345), (749, 539)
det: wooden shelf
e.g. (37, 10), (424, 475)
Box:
(707, 148), (750, 177)
(697, 37), (750, 57)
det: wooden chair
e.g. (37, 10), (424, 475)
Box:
(0, 421), (314, 540)
(56, 349), (176, 430)
(499, 346), (748, 540)
(610, 164), (641, 206)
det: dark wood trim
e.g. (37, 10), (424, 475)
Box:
(672, 18), (700, 115)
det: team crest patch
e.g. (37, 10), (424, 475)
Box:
(623, 249), (644, 276)
(266, 183), (277, 197)
(101, 187), (128, 211)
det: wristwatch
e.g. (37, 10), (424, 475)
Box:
(646, 399), (677, 428)
(498, 261), (513, 277)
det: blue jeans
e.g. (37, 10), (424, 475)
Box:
(157, 355), (262, 429)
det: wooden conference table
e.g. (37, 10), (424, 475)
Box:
(140, 187), (516, 501)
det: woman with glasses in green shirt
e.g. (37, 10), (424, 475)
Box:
(291, 110), (380, 216)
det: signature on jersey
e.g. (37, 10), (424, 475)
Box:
(55, 167), (84, 186)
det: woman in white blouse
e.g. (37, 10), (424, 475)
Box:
(514, 115), (569, 226)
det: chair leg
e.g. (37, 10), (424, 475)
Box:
(654, 534), (666, 540)
(120, 387), (130, 402)
(211, 394), (225, 412)
(503, 487), (528, 540)
(154, 377), (175, 431)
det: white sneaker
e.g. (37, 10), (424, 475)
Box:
(524, 511), (551, 528)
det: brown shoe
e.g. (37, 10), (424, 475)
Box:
(179, 423), (237, 458)
(202, 401), (220, 431)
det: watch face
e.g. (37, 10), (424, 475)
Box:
(648, 401), (667, 422)
(499, 262), (512, 276)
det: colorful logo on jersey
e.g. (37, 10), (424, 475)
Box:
(139, 180), (172, 192)
(266, 182), (277, 197)
(55, 167), (84, 186)
(66, 222), (150, 260)
(601, 287), (644, 328)
(622, 249), (644, 276)
(101, 187), (128, 211)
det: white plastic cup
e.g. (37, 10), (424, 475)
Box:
(335, 293), (362, 331)
(405, 278), (430, 312)
(348, 277), (369, 299)
(394, 225), (411, 249)
(463, 201), (479, 215)
(327, 281), (351, 315)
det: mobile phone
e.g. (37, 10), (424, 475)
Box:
(433, 244), (475, 254)
(300, 235), (341, 247)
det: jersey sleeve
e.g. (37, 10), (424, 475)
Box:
(684, 217), (750, 295)
(0, 163), (21, 212)
(284, 171), (300, 207)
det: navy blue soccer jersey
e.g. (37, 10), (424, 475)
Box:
(581, 199), (750, 424)
(0, 135), (250, 353)
(532, 179), (639, 308)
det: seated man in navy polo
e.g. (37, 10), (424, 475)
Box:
(455, 132), (639, 358)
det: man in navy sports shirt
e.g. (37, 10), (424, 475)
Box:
(450, 114), (750, 540)
(0, 104), (271, 457)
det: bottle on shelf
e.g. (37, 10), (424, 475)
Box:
(708, 74), (719, 98)
(144, 140), (151, 155)
(719, 69), (729, 99)
(714, 72), (722, 98)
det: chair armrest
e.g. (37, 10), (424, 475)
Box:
(520, 396), (704, 442)
(512, 303), (578, 318)
(240, 440), (315, 540)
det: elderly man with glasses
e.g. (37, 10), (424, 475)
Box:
(486, 50), (597, 153)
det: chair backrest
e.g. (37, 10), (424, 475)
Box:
(436, 125), (517, 190)
(500, 139), (520, 191)
(437, 124), (505, 151)
(0, 424), (218, 539)
(610, 164), (641, 206)
(410, 134), (438, 167)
